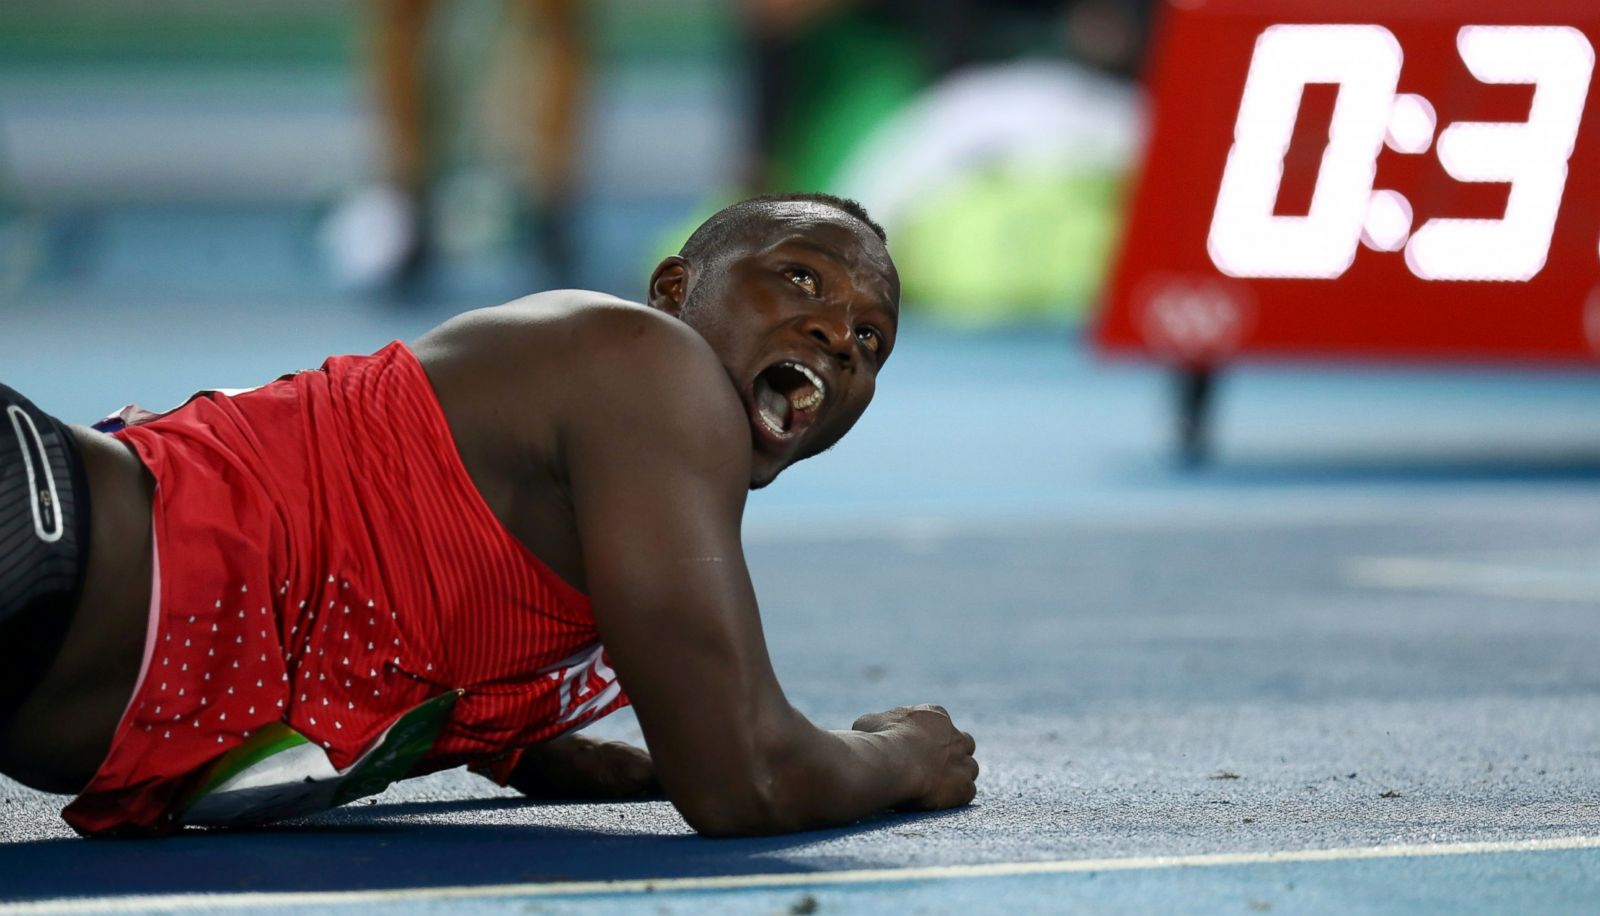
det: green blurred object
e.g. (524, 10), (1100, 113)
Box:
(661, 165), (1127, 326)
(768, 15), (926, 194)
(893, 167), (1125, 325)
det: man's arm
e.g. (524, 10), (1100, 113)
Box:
(561, 311), (976, 836)
(496, 733), (659, 801)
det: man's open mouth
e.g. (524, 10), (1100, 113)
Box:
(751, 360), (827, 442)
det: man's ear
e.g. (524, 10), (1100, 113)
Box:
(647, 256), (689, 316)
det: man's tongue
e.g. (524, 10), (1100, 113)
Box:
(756, 377), (791, 434)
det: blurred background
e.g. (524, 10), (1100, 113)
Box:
(0, 0), (1145, 318)
(2, 0), (1599, 530)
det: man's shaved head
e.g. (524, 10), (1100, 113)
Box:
(679, 192), (887, 268)
(648, 190), (900, 488)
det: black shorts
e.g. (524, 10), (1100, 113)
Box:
(0, 383), (91, 723)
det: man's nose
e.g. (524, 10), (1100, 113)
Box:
(801, 317), (853, 363)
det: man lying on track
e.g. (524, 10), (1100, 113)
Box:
(0, 193), (978, 837)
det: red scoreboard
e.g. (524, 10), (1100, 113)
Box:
(1095, 0), (1600, 367)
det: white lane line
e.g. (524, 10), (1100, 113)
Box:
(1348, 556), (1600, 603)
(5, 835), (1600, 914)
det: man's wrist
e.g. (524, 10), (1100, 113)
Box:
(839, 726), (926, 808)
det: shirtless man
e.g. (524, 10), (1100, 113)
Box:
(0, 193), (979, 836)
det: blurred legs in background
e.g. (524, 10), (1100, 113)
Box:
(323, 0), (585, 295)
(519, 0), (584, 289)
(320, 0), (430, 295)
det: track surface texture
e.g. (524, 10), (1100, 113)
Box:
(4, 295), (1600, 913)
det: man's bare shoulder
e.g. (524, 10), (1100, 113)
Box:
(523, 293), (728, 396)
(420, 290), (704, 366)
(532, 295), (752, 488)
(416, 291), (745, 454)
(555, 298), (745, 445)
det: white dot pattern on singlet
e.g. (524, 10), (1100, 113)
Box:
(135, 572), (425, 774)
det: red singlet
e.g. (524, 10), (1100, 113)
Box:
(64, 342), (628, 836)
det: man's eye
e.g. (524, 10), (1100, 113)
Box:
(855, 326), (882, 353)
(786, 268), (818, 294)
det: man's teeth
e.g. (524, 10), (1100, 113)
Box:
(792, 365), (825, 395)
(791, 387), (822, 411)
(786, 363), (826, 411)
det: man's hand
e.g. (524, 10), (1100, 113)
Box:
(506, 734), (660, 801)
(852, 706), (978, 811)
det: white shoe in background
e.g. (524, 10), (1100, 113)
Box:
(319, 184), (421, 293)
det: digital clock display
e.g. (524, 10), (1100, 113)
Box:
(1095, 0), (1600, 364)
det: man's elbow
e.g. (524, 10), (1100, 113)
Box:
(673, 781), (784, 838)
(678, 804), (771, 838)
(671, 760), (811, 838)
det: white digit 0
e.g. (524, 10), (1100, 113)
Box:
(1405, 26), (1593, 282)
(1207, 25), (1403, 279)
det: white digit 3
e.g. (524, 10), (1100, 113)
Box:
(1207, 25), (1403, 279)
(1405, 26), (1593, 282)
